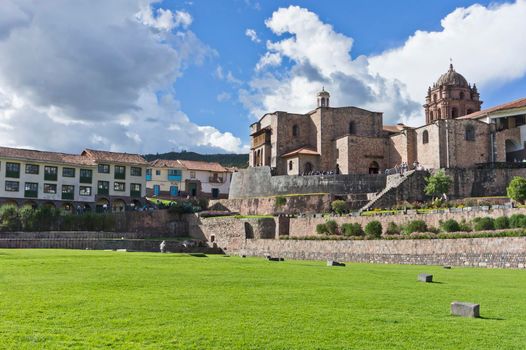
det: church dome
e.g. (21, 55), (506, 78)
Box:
(435, 64), (468, 88)
(317, 87), (330, 97)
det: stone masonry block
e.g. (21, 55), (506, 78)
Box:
(418, 273), (433, 282)
(451, 302), (480, 318)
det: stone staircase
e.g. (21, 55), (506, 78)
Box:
(359, 170), (418, 212)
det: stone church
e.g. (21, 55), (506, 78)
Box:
(249, 64), (526, 175)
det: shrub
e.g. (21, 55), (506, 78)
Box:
(18, 206), (36, 231)
(473, 217), (495, 231)
(168, 201), (195, 214)
(424, 170), (452, 198)
(316, 223), (328, 235)
(325, 220), (339, 235)
(403, 220), (427, 234)
(440, 219), (460, 233)
(507, 176), (526, 203)
(275, 196), (287, 207)
(509, 214), (526, 228)
(458, 219), (472, 232)
(341, 223), (364, 236)
(385, 222), (401, 235)
(494, 216), (510, 230)
(331, 200), (348, 215)
(365, 221), (382, 238)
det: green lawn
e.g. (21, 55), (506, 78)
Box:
(1, 250), (525, 349)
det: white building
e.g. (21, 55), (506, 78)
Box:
(147, 159), (232, 199)
(0, 147), (148, 212)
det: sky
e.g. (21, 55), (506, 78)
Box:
(0, 0), (525, 155)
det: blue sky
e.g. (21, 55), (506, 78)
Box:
(0, 0), (525, 154)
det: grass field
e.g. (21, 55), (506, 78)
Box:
(1, 250), (526, 349)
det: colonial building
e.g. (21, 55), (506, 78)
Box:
(146, 159), (232, 199)
(0, 147), (148, 212)
(249, 64), (525, 175)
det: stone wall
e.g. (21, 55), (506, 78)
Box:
(446, 167), (526, 198)
(240, 237), (526, 268)
(229, 167), (386, 199)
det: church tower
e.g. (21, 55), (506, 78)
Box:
(317, 87), (330, 107)
(424, 64), (482, 124)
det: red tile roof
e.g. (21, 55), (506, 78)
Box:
(149, 159), (184, 168)
(82, 149), (148, 165)
(383, 123), (411, 134)
(0, 146), (95, 166)
(176, 160), (228, 173)
(459, 97), (526, 120)
(281, 147), (320, 158)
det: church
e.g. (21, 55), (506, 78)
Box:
(249, 64), (526, 175)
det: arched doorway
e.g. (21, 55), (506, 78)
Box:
(131, 199), (142, 210)
(61, 202), (73, 213)
(43, 202), (56, 209)
(304, 162), (313, 174)
(96, 198), (110, 213)
(112, 199), (126, 213)
(368, 161), (380, 174)
(23, 201), (38, 209)
(505, 139), (522, 162)
(83, 204), (92, 212)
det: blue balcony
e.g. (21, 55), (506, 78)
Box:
(146, 174), (152, 181)
(167, 175), (182, 181)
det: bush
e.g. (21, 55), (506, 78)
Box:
(494, 216), (510, 230)
(473, 217), (495, 231)
(168, 201), (195, 214)
(275, 196), (287, 207)
(0, 205), (20, 231)
(316, 223), (328, 235)
(385, 222), (401, 235)
(341, 223), (364, 236)
(509, 214), (526, 228)
(331, 200), (348, 215)
(440, 219), (460, 233)
(507, 176), (526, 203)
(325, 220), (339, 235)
(365, 221), (382, 238)
(424, 170), (452, 198)
(458, 218), (472, 232)
(403, 220), (428, 234)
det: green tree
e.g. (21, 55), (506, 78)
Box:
(507, 177), (526, 204)
(424, 170), (452, 198)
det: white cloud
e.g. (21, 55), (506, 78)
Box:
(245, 28), (261, 43)
(174, 10), (193, 29)
(216, 92), (231, 102)
(0, 0), (246, 154)
(369, 0), (526, 104)
(242, 2), (526, 127)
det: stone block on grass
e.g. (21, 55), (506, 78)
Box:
(327, 260), (345, 267)
(418, 273), (433, 282)
(451, 302), (480, 318)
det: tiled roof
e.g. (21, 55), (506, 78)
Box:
(177, 160), (228, 172)
(149, 159), (184, 168)
(0, 146), (95, 166)
(82, 149), (148, 165)
(459, 97), (526, 120)
(383, 123), (411, 134)
(281, 147), (320, 158)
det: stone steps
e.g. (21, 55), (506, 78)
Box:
(359, 171), (416, 212)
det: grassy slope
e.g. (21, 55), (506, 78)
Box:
(1, 250), (525, 349)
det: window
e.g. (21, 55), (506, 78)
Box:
(79, 186), (92, 196)
(130, 183), (141, 197)
(168, 169), (182, 176)
(62, 167), (75, 177)
(98, 164), (110, 173)
(422, 130), (429, 144)
(131, 167), (142, 176)
(349, 121), (355, 134)
(5, 181), (19, 192)
(437, 108), (441, 118)
(429, 111), (434, 121)
(97, 180), (110, 195)
(146, 169), (152, 176)
(465, 125), (475, 141)
(6, 162), (20, 178)
(62, 185), (74, 200)
(114, 165), (126, 180)
(43, 183), (57, 194)
(289, 160), (293, 171)
(292, 124), (299, 137)
(44, 166), (58, 181)
(459, 91), (465, 100)
(114, 182), (125, 192)
(80, 169), (93, 183)
(433, 94), (437, 102)
(155, 170), (161, 176)
(451, 107), (458, 118)
(24, 182), (38, 198)
(25, 164), (39, 175)
(190, 171), (196, 179)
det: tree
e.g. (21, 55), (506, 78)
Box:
(424, 170), (452, 198)
(507, 176), (526, 204)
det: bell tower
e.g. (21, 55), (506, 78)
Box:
(317, 87), (330, 108)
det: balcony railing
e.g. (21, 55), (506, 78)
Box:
(5, 170), (20, 178)
(114, 172), (126, 180)
(62, 192), (74, 200)
(80, 176), (92, 184)
(168, 175), (182, 181)
(146, 174), (152, 181)
(98, 188), (109, 195)
(130, 190), (141, 198)
(24, 190), (38, 198)
(44, 173), (57, 181)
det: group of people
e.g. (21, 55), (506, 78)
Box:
(385, 161), (425, 175)
(301, 169), (340, 176)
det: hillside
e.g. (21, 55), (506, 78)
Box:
(143, 151), (249, 168)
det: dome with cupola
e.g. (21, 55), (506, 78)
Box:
(434, 63), (469, 88)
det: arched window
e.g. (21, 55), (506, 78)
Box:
(289, 160), (293, 171)
(437, 108), (441, 118)
(348, 121), (355, 134)
(467, 108), (473, 115)
(429, 111), (434, 121)
(304, 162), (313, 173)
(459, 91), (465, 100)
(451, 107), (458, 118)
(292, 125), (299, 137)
(465, 125), (475, 141)
(423, 130), (429, 144)
(433, 94), (437, 102)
